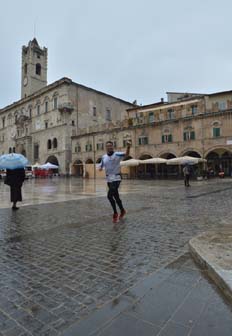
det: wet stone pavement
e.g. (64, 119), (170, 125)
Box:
(0, 178), (231, 335)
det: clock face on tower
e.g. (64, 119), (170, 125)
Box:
(23, 76), (28, 86)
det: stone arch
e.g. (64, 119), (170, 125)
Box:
(180, 149), (201, 158)
(122, 155), (133, 161)
(137, 154), (153, 179)
(85, 158), (94, 164)
(139, 153), (152, 160)
(46, 155), (59, 166)
(205, 147), (232, 176)
(159, 152), (176, 159)
(158, 152), (178, 179)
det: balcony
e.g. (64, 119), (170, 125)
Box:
(58, 102), (74, 113)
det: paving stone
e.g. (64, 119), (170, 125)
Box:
(0, 178), (232, 334)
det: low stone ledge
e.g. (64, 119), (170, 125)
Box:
(189, 230), (232, 303)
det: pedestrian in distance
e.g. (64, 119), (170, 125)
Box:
(4, 168), (25, 210)
(99, 140), (131, 223)
(183, 164), (190, 187)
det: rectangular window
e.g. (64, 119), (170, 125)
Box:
(138, 137), (148, 145)
(97, 143), (104, 150)
(93, 107), (97, 117)
(2, 117), (5, 128)
(148, 112), (155, 123)
(190, 131), (195, 140)
(37, 105), (40, 115)
(162, 134), (172, 143)
(105, 109), (111, 121)
(45, 101), (48, 113)
(45, 122), (48, 129)
(218, 101), (226, 111)
(85, 144), (92, 152)
(191, 105), (198, 115)
(213, 127), (220, 137)
(34, 144), (39, 160)
(71, 120), (75, 126)
(29, 108), (32, 118)
(53, 97), (58, 109)
(167, 109), (175, 120)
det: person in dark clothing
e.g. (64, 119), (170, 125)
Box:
(183, 165), (190, 187)
(5, 168), (25, 210)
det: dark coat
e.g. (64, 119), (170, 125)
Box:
(5, 169), (25, 202)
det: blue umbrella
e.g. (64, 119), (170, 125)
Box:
(0, 153), (29, 170)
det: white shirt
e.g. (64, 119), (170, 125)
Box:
(100, 152), (125, 182)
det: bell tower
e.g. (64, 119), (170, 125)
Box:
(21, 38), (47, 99)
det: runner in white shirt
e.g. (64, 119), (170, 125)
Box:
(99, 141), (131, 223)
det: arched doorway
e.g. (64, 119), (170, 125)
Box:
(46, 155), (59, 166)
(73, 159), (83, 177)
(138, 154), (154, 179)
(45, 155), (59, 174)
(159, 153), (178, 179)
(206, 148), (232, 176)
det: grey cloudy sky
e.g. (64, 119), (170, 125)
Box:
(1, 0), (232, 108)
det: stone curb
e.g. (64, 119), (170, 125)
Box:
(189, 232), (232, 303)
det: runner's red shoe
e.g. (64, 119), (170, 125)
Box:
(119, 209), (126, 219)
(112, 213), (119, 223)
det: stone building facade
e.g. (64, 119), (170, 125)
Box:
(72, 91), (232, 178)
(0, 39), (133, 174)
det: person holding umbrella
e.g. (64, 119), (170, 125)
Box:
(183, 164), (191, 187)
(0, 153), (28, 210)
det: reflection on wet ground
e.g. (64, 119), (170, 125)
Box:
(0, 178), (231, 335)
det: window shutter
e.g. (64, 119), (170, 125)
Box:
(183, 132), (187, 141)
(190, 131), (195, 140)
(162, 135), (165, 143)
(168, 134), (172, 142)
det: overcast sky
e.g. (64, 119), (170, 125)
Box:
(1, 0), (232, 108)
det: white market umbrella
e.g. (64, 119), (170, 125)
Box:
(139, 158), (167, 164)
(120, 159), (140, 167)
(32, 162), (41, 168)
(40, 162), (59, 169)
(166, 156), (207, 165)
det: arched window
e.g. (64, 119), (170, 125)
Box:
(24, 63), (27, 75)
(162, 128), (172, 143)
(53, 138), (58, 148)
(36, 63), (41, 76)
(9, 147), (12, 153)
(47, 139), (52, 150)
